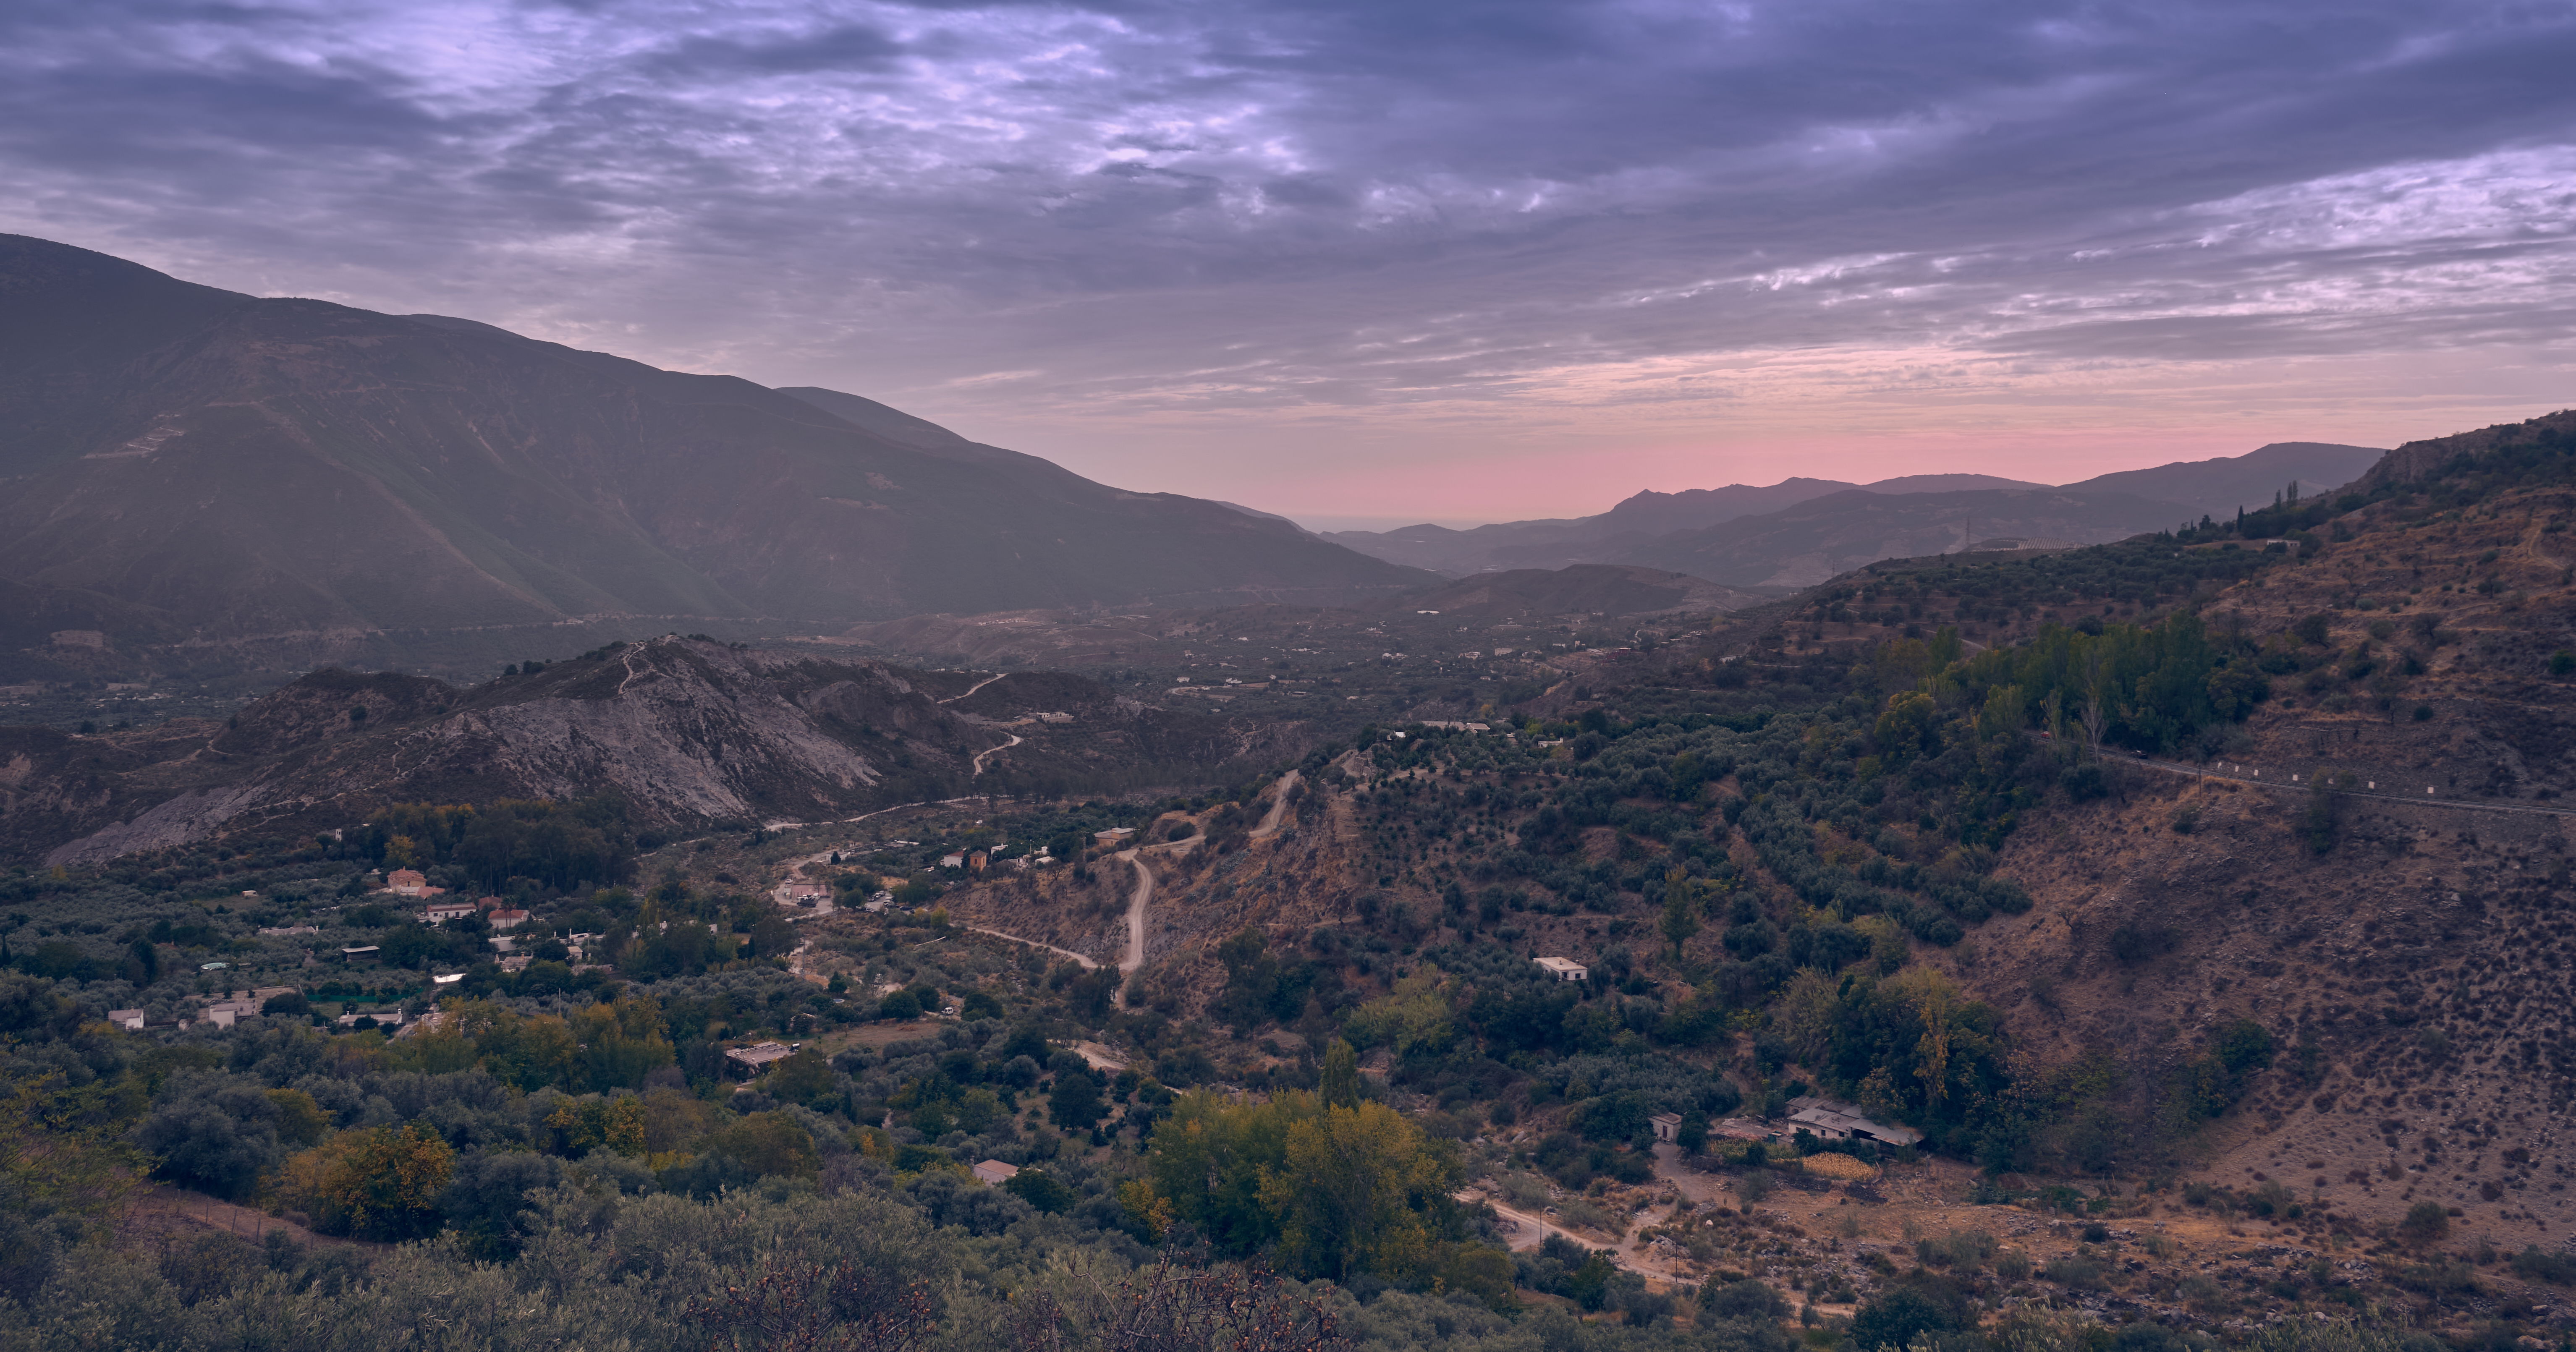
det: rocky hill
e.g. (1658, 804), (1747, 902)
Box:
(0, 636), (1314, 867)
(0, 235), (1430, 685)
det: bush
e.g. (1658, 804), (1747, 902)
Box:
(876, 989), (923, 1020)
(1701, 1277), (1785, 1319)
(2510, 1245), (2576, 1284)
(2399, 1201), (2450, 1245)
(2043, 1257), (2106, 1289)
(1850, 1286), (1961, 1351)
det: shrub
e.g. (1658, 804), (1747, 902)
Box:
(2399, 1201), (2450, 1245)
(2043, 1257), (2106, 1289)
(2510, 1245), (2576, 1284)
(1700, 1278), (1785, 1320)
(1850, 1287), (1961, 1351)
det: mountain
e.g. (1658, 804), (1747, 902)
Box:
(1319, 443), (2386, 584)
(3, 635), (1311, 866)
(1856, 472), (2051, 494)
(2062, 440), (2385, 518)
(1317, 478), (1863, 575)
(0, 236), (1432, 683)
(1625, 485), (2205, 589)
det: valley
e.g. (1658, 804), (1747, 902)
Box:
(5, 350), (2574, 1350)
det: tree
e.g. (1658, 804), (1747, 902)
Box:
(1851, 1286), (1961, 1351)
(1319, 1038), (1360, 1110)
(1659, 869), (1701, 957)
(1003, 1167), (1076, 1214)
(1049, 1065), (1105, 1130)
(767, 1048), (838, 1109)
(686, 1257), (934, 1352)
(2399, 1201), (2450, 1246)
(281, 1123), (454, 1240)
(1257, 1100), (1459, 1283)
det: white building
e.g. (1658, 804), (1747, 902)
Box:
(1534, 956), (1588, 983)
(1784, 1096), (1922, 1148)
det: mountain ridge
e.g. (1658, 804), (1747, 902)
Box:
(1321, 443), (2387, 580)
(0, 235), (1434, 684)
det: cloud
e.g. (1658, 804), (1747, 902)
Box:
(0, 0), (2571, 515)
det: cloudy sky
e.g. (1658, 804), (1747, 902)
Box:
(5, 0), (2573, 528)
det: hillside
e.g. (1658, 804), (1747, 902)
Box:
(0, 235), (1430, 685)
(0, 636), (1315, 868)
(2063, 441), (2385, 518)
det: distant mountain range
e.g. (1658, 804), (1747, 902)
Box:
(1321, 442), (2385, 580)
(0, 235), (1432, 682)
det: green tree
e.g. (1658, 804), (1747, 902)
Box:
(1003, 1167), (1076, 1213)
(1257, 1099), (1461, 1283)
(1050, 1065), (1105, 1130)
(1659, 869), (1701, 957)
(1319, 1038), (1360, 1110)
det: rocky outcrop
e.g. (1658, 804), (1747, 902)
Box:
(14, 636), (1314, 866)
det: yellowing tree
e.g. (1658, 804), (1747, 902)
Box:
(280, 1123), (453, 1240)
(1146, 1088), (1486, 1292)
(1259, 1100), (1457, 1282)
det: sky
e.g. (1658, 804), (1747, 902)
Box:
(3, 0), (2573, 531)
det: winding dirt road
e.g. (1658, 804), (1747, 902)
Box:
(971, 733), (1022, 778)
(940, 672), (1009, 704)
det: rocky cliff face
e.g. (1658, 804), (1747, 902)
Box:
(2, 637), (1312, 866)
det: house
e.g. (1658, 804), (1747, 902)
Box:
(972, 1160), (1021, 1187)
(1649, 1113), (1684, 1143)
(968, 851), (987, 874)
(1534, 956), (1588, 983)
(382, 869), (442, 897)
(1785, 1096), (1922, 1148)
(335, 1007), (406, 1030)
(201, 996), (262, 1028)
(723, 1041), (796, 1077)
(432, 973), (465, 987)
(421, 900), (479, 925)
(940, 853), (964, 869)
(339, 945), (381, 963)
(488, 909), (531, 931)
(107, 1009), (146, 1031)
